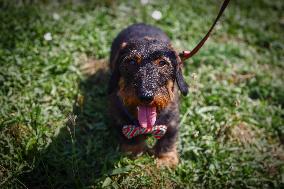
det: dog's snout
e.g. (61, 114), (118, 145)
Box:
(139, 92), (154, 103)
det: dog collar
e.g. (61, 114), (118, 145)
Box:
(122, 125), (167, 139)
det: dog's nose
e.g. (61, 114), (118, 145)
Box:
(139, 93), (154, 103)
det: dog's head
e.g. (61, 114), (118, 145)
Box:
(109, 37), (188, 127)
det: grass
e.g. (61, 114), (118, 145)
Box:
(0, 0), (283, 188)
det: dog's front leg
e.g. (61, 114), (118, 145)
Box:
(120, 134), (147, 156)
(154, 125), (179, 168)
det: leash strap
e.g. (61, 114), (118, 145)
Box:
(181, 0), (230, 59)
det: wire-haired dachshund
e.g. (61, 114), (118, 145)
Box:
(108, 23), (188, 167)
(107, 0), (229, 168)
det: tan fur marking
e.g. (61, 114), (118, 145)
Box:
(123, 54), (142, 64)
(121, 42), (127, 49)
(135, 55), (142, 64)
(118, 78), (140, 106)
(166, 80), (174, 101)
(152, 94), (170, 110)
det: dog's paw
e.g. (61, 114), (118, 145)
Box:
(156, 151), (179, 168)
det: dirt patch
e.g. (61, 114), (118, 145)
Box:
(229, 122), (257, 145)
(80, 57), (109, 76)
(227, 122), (284, 177)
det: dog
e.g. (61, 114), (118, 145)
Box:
(107, 23), (189, 167)
(107, 0), (229, 168)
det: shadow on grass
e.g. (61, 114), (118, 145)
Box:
(21, 66), (122, 188)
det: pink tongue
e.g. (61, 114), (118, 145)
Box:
(137, 106), (157, 128)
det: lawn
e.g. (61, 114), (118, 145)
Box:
(0, 0), (283, 188)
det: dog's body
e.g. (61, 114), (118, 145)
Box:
(106, 0), (229, 167)
(108, 23), (188, 167)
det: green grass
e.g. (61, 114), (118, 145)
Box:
(0, 0), (283, 188)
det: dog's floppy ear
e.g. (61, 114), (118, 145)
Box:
(171, 49), (189, 96)
(108, 42), (127, 94)
(176, 66), (189, 96)
(108, 66), (120, 94)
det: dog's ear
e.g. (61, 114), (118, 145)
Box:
(108, 66), (120, 94)
(108, 42), (127, 94)
(170, 48), (189, 96)
(176, 66), (189, 96)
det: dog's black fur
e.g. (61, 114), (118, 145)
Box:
(108, 23), (188, 167)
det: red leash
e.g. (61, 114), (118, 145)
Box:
(180, 0), (230, 60)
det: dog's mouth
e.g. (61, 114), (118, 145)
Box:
(137, 106), (157, 128)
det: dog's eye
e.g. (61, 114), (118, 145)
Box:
(158, 60), (167, 67)
(129, 59), (136, 65)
